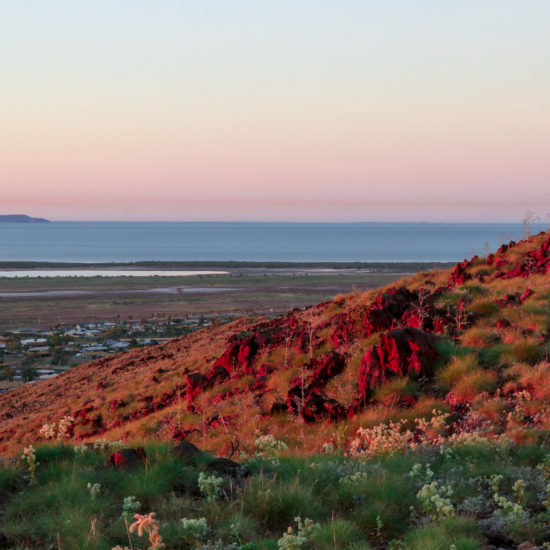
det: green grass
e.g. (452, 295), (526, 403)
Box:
(2, 441), (550, 549)
(403, 517), (483, 550)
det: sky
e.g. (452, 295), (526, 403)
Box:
(1, 1), (549, 222)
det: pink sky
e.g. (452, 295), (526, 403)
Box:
(1, 1), (549, 222)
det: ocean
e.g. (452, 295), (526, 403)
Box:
(0, 222), (544, 263)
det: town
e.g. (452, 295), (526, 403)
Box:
(0, 315), (230, 392)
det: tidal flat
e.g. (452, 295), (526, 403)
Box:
(0, 262), (450, 329)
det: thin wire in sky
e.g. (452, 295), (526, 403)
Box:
(461, 190), (550, 222)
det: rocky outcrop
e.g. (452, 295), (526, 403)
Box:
(358, 327), (441, 402)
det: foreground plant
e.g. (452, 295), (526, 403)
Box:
(198, 472), (224, 503)
(181, 517), (208, 544)
(417, 482), (455, 521)
(21, 444), (39, 484)
(278, 517), (320, 550)
(39, 415), (75, 440)
(254, 434), (288, 464)
(87, 482), (101, 500)
(122, 495), (141, 520)
(129, 512), (165, 549)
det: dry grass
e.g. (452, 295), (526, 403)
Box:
(461, 326), (500, 348)
(2, 230), (550, 460)
(436, 354), (479, 391)
(451, 368), (498, 401)
(502, 338), (546, 365)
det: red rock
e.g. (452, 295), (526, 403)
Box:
(358, 328), (440, 401)
(302, 393), (345, 422)
(496, 318), (511, 329)
(185, 372), (212, 402)
(307, 352), (346, 389)
(520, 288), (535, 302)
(449, 259), (472, 287)
(495, 293), (521, 308)
(105, 447), (147, 469)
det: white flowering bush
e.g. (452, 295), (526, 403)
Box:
(181, 517), (208, 541)
(349, 410), (449, 457)
(339, 471), (369, 485)
(121, 495), (141, 520)
(87, 482), (101, 499)
(21, 445), (39, 484)
(417, 482), (455, 520)
(198, 472), (224, 503)
(57, 416), (75, 439)
(254, 434), (288, 463)
(278, 517), (320, 550)
(39, 423), (56, 440)
(349, 420), (413, 456)
(322, 442), (335, 455)
(408, 463), (434, 482)
(93, 439), (124, 452)
(489, 474), (528, 522)
(39, 416), (75, 440)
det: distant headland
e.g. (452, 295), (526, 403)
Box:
(0, 214), (50, 223)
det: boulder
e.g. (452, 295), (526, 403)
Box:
(172, 440), (202, 462)
(358, 328), (440, 401)
(105, 447), (147, 469)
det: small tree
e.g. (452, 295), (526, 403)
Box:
(21, 365), (38, 382)
(1, 366), (15, 381)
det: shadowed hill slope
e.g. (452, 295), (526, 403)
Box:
(1, 231), (550, 456)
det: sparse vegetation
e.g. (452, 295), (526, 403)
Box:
(1, 440), (550, 548)
(1, 231), (550, 548)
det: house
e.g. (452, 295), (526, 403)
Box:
(21, 338), (47, 348)
(27, 346), (50, 356)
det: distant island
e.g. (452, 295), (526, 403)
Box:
(0, 214), (50, 223)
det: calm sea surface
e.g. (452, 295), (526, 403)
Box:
(0, 222), (545, 263)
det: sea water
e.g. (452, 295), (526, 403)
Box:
(0, 222), (544, 263)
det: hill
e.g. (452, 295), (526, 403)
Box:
(1, 230), (549, 457)
(2, 231), (550, 549)
(0, 214), (50, 223)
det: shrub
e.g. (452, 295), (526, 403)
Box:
(198, 472), (224, 503)
(416, 481), (455, 520)
(278, 517), (320, 550)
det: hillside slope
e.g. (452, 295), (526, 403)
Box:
(1, 231), (550, 456)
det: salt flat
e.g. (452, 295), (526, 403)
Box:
(0, 269), (228, 278)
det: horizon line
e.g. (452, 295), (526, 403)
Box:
(38, 219), (549, 225)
